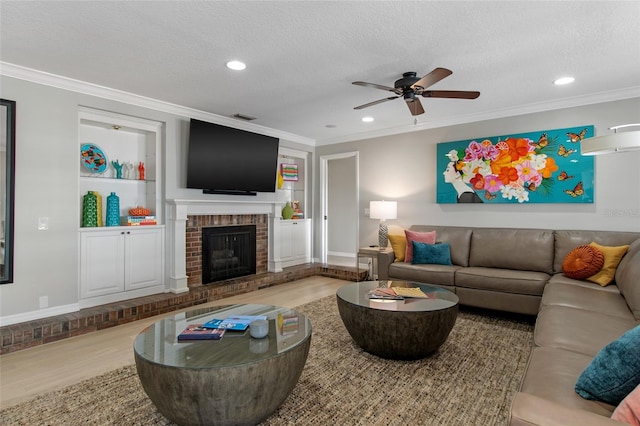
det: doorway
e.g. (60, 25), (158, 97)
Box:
(320, 152), (359, 265)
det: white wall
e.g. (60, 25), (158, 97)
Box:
(315, 98), (640, 249)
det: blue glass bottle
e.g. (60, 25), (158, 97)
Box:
(106, 192), (120, 226)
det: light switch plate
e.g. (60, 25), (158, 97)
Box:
(38, 217), (49, 230)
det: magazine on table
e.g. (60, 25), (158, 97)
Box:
(203, 315), (268, 331)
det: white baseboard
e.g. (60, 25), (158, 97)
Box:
(327, 251), (356, 258)
(0, 303), (80, 327)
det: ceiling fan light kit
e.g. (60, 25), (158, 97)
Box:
(353, 67), (480, 116)
(581, 124), (640, 155)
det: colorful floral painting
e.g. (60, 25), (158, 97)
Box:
(436, 125), (594, 204)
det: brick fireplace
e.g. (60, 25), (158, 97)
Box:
(186, 214), (268, 287)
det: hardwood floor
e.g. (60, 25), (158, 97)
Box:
(0, 276), (348, 409)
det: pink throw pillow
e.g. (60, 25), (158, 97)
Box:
(404, 230), (437, 263)
(612, 384), (640, 425)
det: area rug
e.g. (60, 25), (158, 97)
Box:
(0, 295), (533, 425)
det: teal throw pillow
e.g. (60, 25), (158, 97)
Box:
(575, 325), (640, 405)
(411, 241), (452, 265)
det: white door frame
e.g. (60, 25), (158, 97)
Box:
(319, 151), (359, 264)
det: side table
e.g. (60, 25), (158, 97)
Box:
(357, 246), (393, 281)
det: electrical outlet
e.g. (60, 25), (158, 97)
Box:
(364, 208), (370, 217)
(39, 295), (48, 309)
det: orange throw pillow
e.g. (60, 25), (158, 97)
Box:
(562, 245), (605, 280)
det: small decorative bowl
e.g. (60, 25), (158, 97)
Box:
(249, 319), (269, 339)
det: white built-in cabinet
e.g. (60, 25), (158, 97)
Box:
(80, 228), (163, 298)
(269, 147), (312, 271)
(78, 107), (165, 309)
(276, 219), (311, 268)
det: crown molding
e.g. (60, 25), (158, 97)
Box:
(3, 61), (638, 148)
(0, 62), (316, 146)
(315, 86), (640, 146)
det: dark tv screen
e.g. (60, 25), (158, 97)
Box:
(186, 119), (279, 194)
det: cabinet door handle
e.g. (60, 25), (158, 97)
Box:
(121, 231), (125, 235)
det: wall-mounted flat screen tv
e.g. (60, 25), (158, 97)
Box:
(186, 119), (280, 195)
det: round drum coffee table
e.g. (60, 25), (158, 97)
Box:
(337, 281), (458, 360)
(134, 304), (311, 426)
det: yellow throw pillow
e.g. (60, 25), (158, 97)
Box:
(586, 242), (630, 286)
(387, 233), (406, 262)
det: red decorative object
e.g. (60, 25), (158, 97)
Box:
(129, 206), (151, 216)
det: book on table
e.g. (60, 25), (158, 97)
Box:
(178, 324), (226, 341)
(203, 315), (268, 331)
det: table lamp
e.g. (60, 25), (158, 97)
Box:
(370, 201), (397, 249)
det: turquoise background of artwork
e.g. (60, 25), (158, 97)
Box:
(436, 125), (594, 204)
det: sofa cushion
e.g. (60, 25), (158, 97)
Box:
(468, 228), (554, 274)
(540, 281), (635, 321)
(562, 244), (605, 280)
(411, 241), (452, 265)
(612, 384), (640, 425)
(455, 267), (548, 296)
(387, 233), (406, 262)
(388, 262), (459, 287)
(403, 229), (436, 263)
(409, 225), (472, 266)
(519, 347), (616, 417)
(586, 243), (629, 286)
(575, 325), (640, 405)
(548, 274), (621, 294)
(616, 240), (640, 321)
(554, 230), (640, 274)
(534, 306), (636, 357)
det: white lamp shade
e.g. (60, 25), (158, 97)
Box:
(370, 201), (397, 220)
(581, 131), (640, 155)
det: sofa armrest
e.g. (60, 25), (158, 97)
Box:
(377, 250), (395, 280)
(510, 392), (623, 426)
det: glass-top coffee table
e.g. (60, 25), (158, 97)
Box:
(337, 281), (459, 359)
(134, 304), (311, 426)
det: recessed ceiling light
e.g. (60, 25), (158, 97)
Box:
(554, 76), (575, 86)
(226, 60), (246, 71)
(362, 117), (374, 123)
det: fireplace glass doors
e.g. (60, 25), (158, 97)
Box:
(202, 225), (256, 284)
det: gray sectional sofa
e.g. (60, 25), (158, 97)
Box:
(377, 225), (640, 424)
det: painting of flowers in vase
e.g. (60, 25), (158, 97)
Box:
(436, 125), (594, 204)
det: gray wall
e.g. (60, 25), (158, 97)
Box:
(314, 97), (640, 253)
(1, 72), (638, 320)
(327, 156), (357, 254)
(0, 75), (312, 319)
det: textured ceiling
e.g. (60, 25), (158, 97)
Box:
(1, 1), (639, 145)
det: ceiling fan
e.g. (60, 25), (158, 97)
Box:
(352, 67), (480, 116)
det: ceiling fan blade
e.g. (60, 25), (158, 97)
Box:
(412, 68), (453, 90)
(354, 96), (399, 110)
(352, 81), (400, 93)
(422, 90), (480, 99)
(405, 98), (425, 116)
